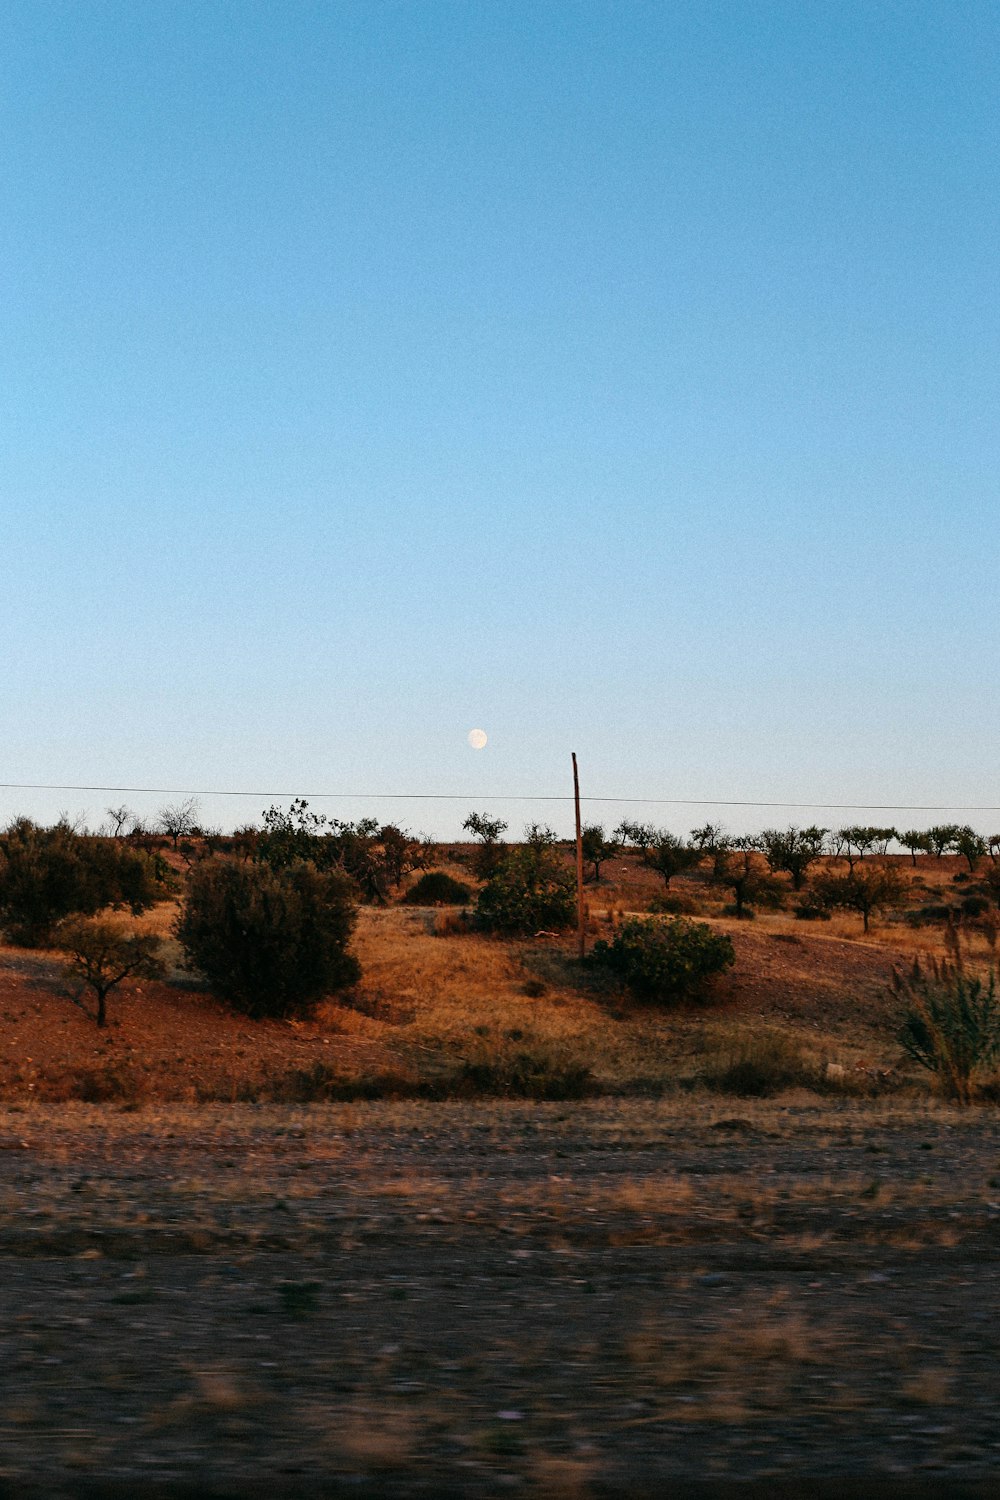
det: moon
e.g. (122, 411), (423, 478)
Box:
(467, 728), (488, 750)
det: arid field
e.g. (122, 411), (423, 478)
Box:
(2, 845), (999, 1495)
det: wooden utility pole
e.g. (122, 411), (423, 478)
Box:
(572, 751), (585, 960)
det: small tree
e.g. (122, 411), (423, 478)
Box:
(645, 832), (701, 889)
(760, 826), (827, 891)
(57, 918), (163, 1028)
(837, 826), (880, 868)
(257, 799), (333, 870)
(580, 824), (620, 883)
(690, 823), (725, 854)
(375, 824), (426, 889)
(230, 824), (260, 862)
(711, 838), (784, 917)
(591, 917), (734, 1003)
(462, 811), (509, 878)
(926, 824), (962, 859)
(176, 859), (360, 1018)
(954, 826), (987, 872)
(899, 829), (933, 866)
(104, 805), (135, 838)
(894, 957), (1000, 1105)
(812, 865), (908, 934)
(613, 820), (656, 851)
(987, 835), (1000, 865)
(157, 798), (201, 849)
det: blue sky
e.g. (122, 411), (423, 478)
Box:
(2, 1), (998, 837)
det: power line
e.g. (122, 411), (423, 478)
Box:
(0, 781), (998, 813)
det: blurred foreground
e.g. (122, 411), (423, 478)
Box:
(1, 1099), (999, 1496)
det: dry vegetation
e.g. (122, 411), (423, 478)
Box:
(0, 844), (994, 1106)
(2, 842), (1000, 1493)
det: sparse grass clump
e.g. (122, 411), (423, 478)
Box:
(591, 917), (734, 1004)
(894, 957), (1000, 1105)
(455, 1044), (598, 1099)
(701, 1031), (818, 1097)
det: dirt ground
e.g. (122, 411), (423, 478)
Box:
(2, 1097), (1000, 1497)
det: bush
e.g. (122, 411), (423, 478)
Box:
(402, 870), (472, 906)
(0, 819), (163, 947)
(475, 848), (575, 936)
(176, 859), (360, 1019)
(962, 894), (990, 918)
(590, 917), (735, 1003)
(893, 957), (1000, 1105)
(903, 903), (954, 927)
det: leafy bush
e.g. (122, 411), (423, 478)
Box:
(176, 859), (360, 1019)
(402, 870), (472, 906)
(0, 819), (163, 946)
(590, 917), (734, 1003)
(475, 848), (575, 936)
(893, 957), (1000, 1105)
(256, 800), (424, 903)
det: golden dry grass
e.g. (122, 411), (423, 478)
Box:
(0, 846), (994, 1102)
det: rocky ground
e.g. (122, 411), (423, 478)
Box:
(1, 1098), (999, 1496)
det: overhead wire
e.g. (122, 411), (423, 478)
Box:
(0, 781), (997, 813)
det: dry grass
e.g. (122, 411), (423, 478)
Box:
(0, 848), (994, 1103)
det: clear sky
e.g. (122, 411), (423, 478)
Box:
(3, 1), (998, 838)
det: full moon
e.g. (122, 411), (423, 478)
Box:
(467, 728), (488, 750)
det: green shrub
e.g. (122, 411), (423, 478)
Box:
(0, 819), (163, 947)
(176, 859), (360, 1019)
(590, 917), (734, 1003)
(893, 957), (1000, 1105)
(475, 848), (575, 936)
(402, 870), (472, 906)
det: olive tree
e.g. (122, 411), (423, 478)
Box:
(812, 865), (908, 934)
(759, 826), (828, 891)
(580, 824), (620, 883)
(645, 832), (701, 889)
